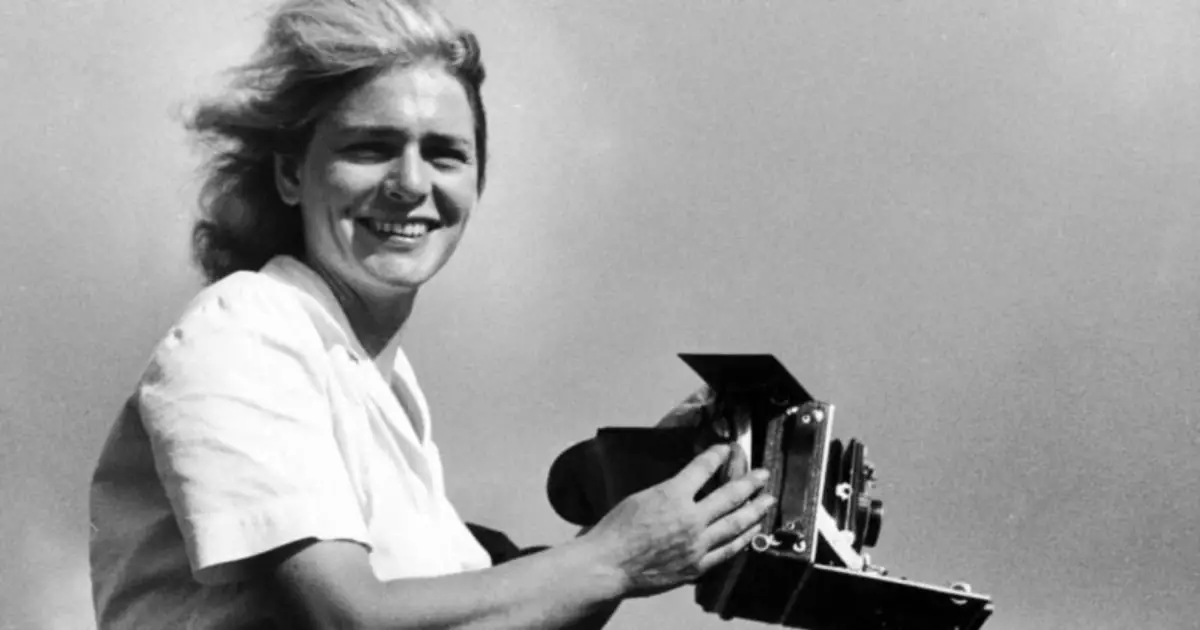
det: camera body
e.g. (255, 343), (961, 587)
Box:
(546, 354), (994, 630)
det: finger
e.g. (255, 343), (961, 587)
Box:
(726, 442), (750, 479)
(698, 492), (776, 549)
(696, 522), (763, 575)
(670, 444), (732, 493)
(696, 468), (771, 521)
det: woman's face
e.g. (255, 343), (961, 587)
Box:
(278, 62), (479, 299)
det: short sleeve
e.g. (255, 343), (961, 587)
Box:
(138, 287), (369, 585)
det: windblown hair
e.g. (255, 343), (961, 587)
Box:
(187, 0), (487, 283)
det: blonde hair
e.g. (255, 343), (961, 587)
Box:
(188, 0), (487, 283)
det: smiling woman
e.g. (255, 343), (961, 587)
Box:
(279, 62), (481, 354)
(86, 1), (774, 629)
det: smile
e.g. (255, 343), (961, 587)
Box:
(359, 218), (439, 240)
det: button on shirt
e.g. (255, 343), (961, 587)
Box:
(89, 256), (491, 629)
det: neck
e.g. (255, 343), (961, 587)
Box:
(343, 290), (415, 360)
(306, 259), (416, 360)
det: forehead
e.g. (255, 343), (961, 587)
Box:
(325, 63), (474, 139)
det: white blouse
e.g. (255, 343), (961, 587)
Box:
(89, 256), (490, 629)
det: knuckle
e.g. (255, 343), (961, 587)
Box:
(737, 477), (761, 496)
(696, 454), (720, 472)
(722, 514), (749, 537)
(741, 509), (765, 530)
(646, 484), (677, 506)
(713, 479), (759, 508)
(703, 443), (729, 462)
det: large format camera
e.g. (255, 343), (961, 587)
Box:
(546, 354), (994, 629)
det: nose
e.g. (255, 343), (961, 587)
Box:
(383, 146), (430, 204)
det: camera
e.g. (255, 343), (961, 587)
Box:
(546, 354), (994, 629)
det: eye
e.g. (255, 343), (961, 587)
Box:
(341, 142), (396, 162)
(425, 146), (471, 169)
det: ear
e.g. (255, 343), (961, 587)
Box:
(273, 153), (302, 206)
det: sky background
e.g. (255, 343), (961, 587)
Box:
(1, 0), (1198, 628)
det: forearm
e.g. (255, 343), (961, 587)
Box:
(393, 541), (619, 630)
(557, 527), (620, 630)
(278, 537), (625, 630)
(275, 444), (770, 629)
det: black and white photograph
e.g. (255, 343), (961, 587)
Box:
(1, 1), (1197, 628)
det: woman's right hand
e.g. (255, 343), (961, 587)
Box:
(580, 443), (776, 598)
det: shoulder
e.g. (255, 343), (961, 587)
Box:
(140, 267), (331, 392)
(178, 268), (314, 336)
(168, 258), (342, 355)
(166, 257), (351, 354)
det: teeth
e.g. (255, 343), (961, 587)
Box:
(369, 219), (431, 238)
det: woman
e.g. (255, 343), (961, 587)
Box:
(88, 1), (775, 628)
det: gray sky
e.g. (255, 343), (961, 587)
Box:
(2, 1), (1197, 628)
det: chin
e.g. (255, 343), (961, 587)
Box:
(364, 269), (424, 290)
(357, 247), (453, 290)
(381, 276), (427, 291)
(365, 263), (437, 291)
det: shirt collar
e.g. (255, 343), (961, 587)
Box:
(259, 255), (433, 442)
(260, 255), (367, 355)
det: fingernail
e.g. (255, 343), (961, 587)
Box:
(752, 469), (771, 482)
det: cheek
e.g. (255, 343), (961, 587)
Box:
(438, 175), (480, 223)
(303, 161), (387, 213)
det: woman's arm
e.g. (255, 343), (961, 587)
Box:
(462, 523), (616, 630)
(270, 535), (620, 630)
(267, 444), (773, 630)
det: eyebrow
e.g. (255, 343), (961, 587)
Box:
(334, 124), (474, 148)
